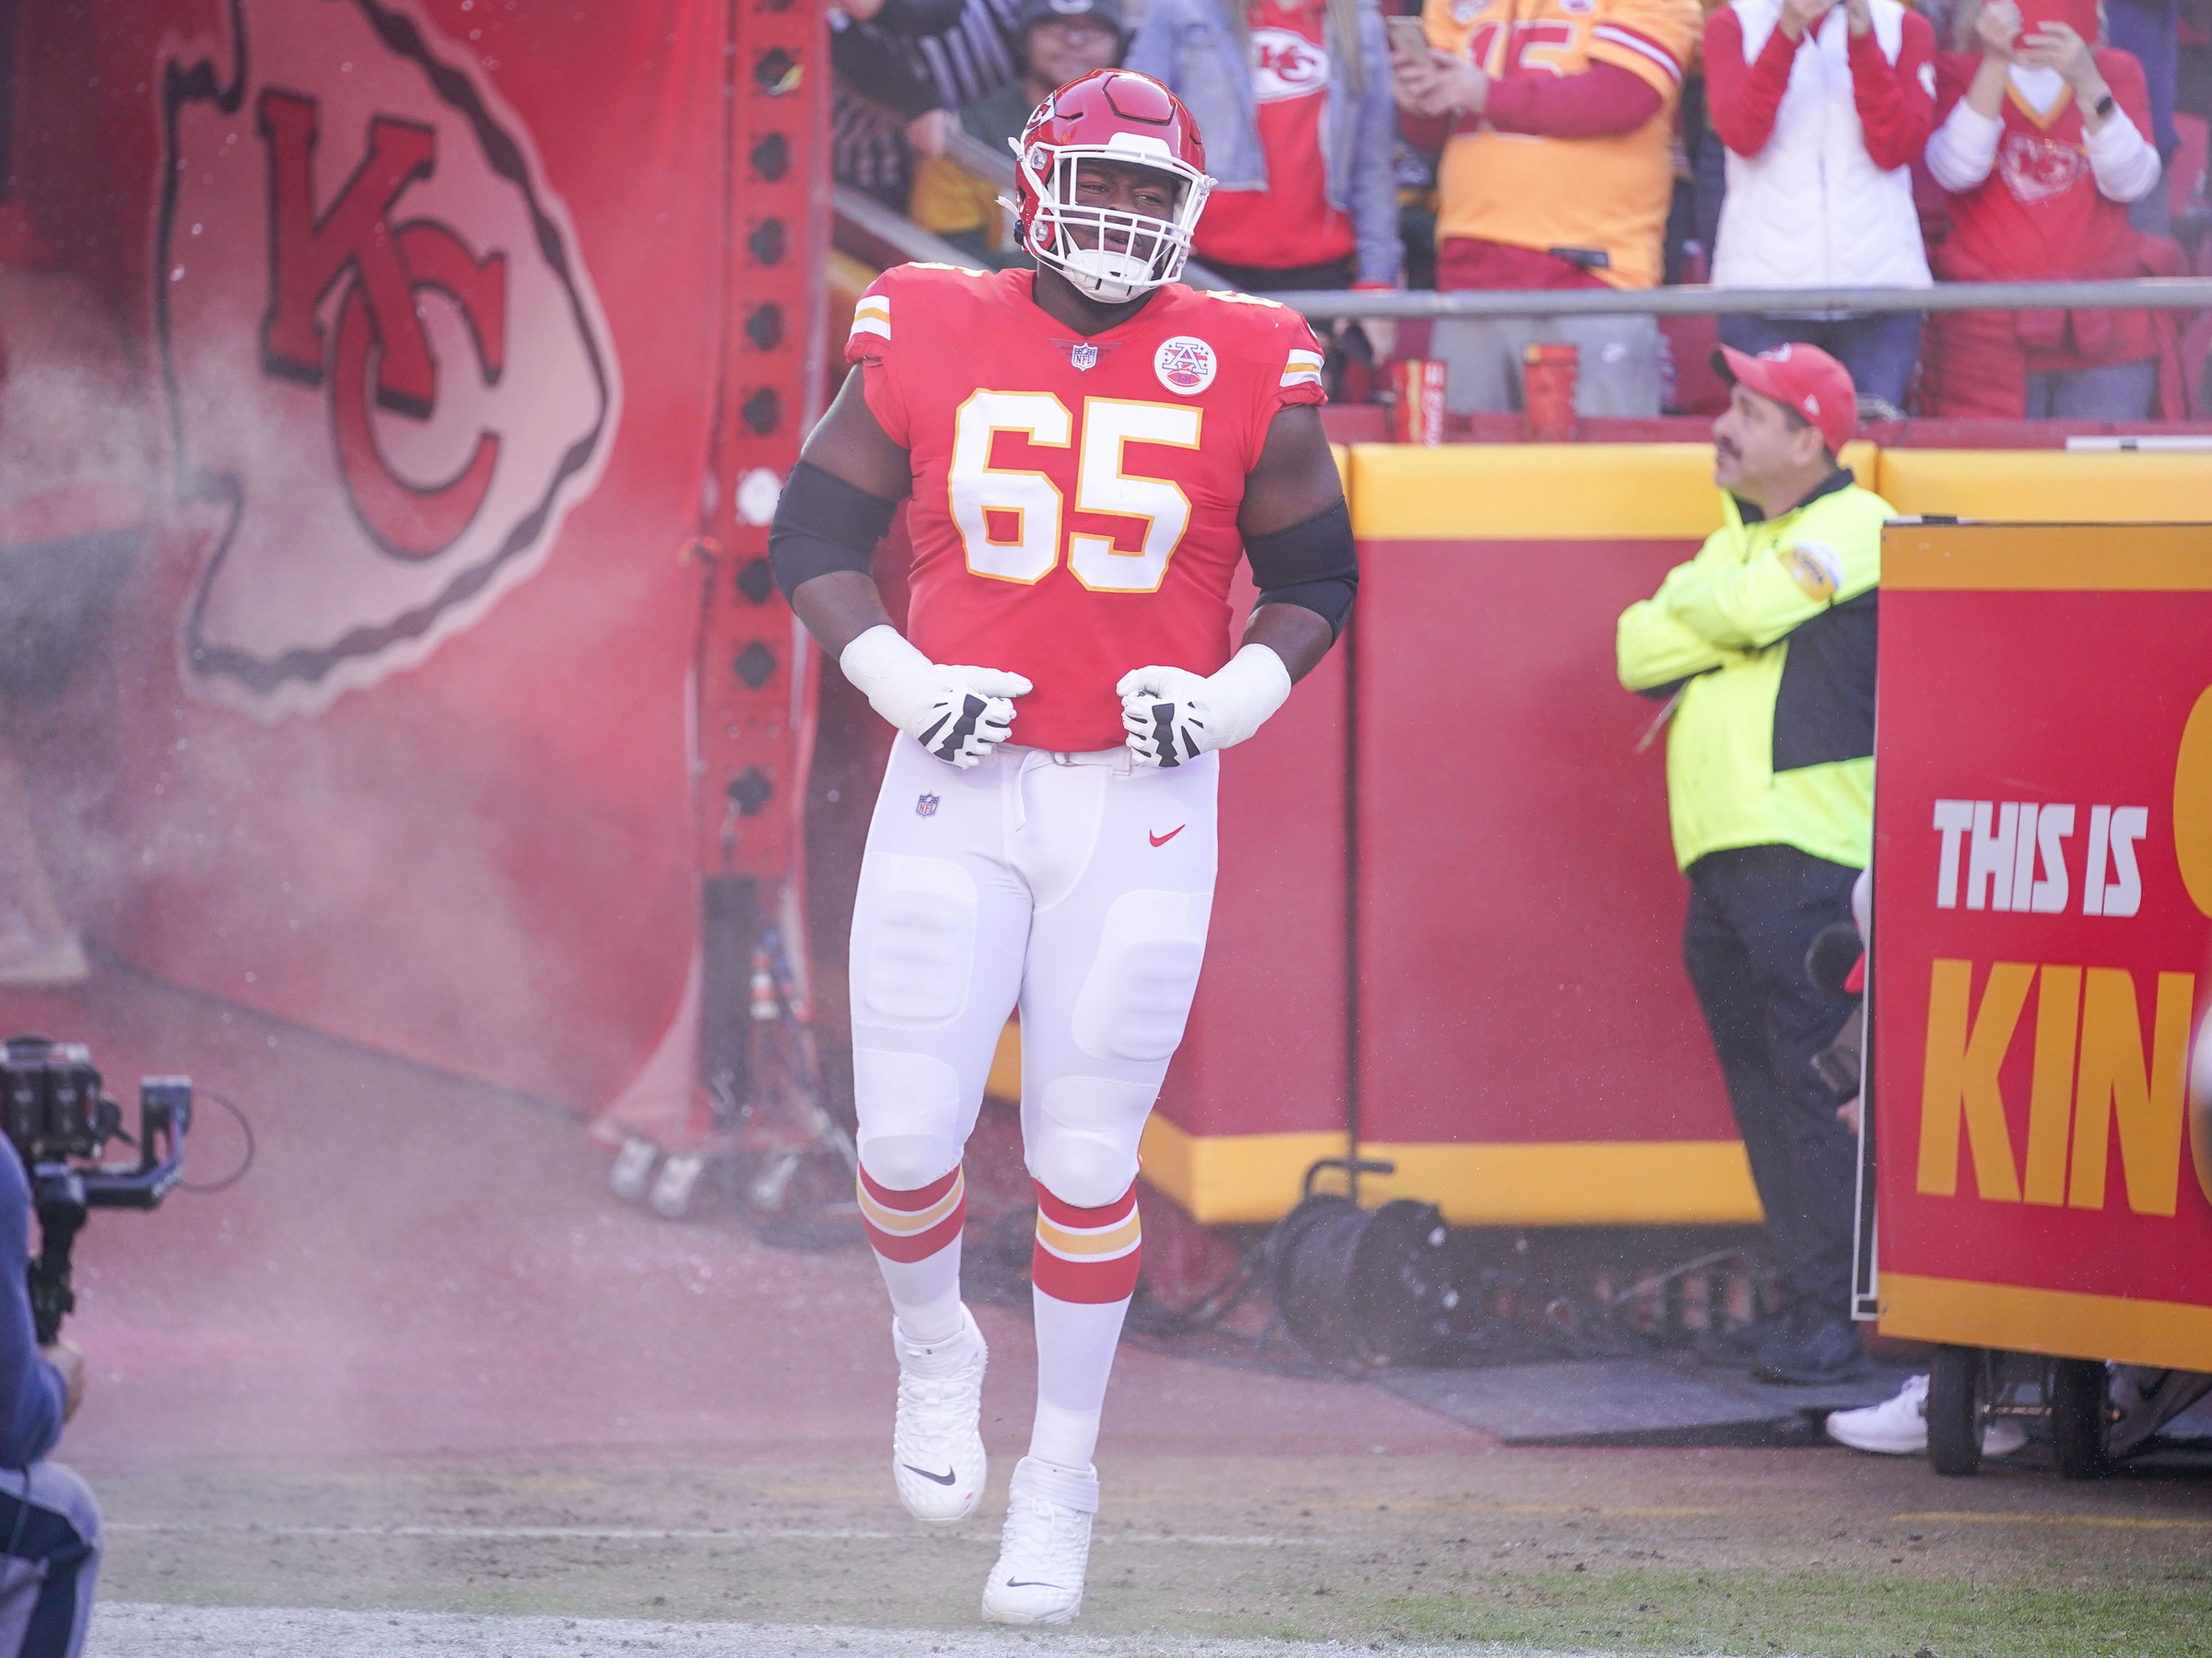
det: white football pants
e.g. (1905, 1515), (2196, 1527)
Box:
(849, 735), (1220, 1208)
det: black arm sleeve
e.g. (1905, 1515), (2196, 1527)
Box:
(1246, 498), (1359, 640)
(768, 461), (901, 604)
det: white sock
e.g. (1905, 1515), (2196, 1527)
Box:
(1027, 1287), (1131, 1469)
(857, 1163), (968, 1348)
(884, 1250), (966, 1353)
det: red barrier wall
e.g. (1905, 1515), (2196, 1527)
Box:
(1146, 567), (1351, 1212)
(1354, 537), (1728, 1148)
(1141, 445), (1767, 1224)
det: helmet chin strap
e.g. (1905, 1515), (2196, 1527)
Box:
(1019, 147), (1201, 305)
(1060, 246), (1155, 304)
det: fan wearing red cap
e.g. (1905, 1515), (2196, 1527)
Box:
(1616, 335), (1895, 1392)
(1711, 340), (1859, 510)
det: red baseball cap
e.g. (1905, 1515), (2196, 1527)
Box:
(1712, 342), (1858, 457)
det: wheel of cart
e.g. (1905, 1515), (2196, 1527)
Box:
(2048, 1358), (2114, 1480)
(1926, 1345), (1989, 1476)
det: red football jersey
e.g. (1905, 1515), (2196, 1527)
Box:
(845, 264), (1328, 753)
(1931, 50), (2154, 282)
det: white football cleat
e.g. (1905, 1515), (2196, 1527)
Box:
(979, 1456), (1097, 1626)
(891, 1306), (989, 1524)
(1825, 1372), (2027, 1457)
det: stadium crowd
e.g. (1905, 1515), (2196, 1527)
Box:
(829, 0), (2212, 421)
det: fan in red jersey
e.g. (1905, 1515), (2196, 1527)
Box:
(768, 68), (1355, 1629)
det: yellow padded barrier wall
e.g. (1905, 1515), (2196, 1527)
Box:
(1875, 449), (2212, 522)
(1349, 442), (1881, 540)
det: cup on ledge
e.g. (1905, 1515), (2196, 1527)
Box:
(1389, 357), (1447, 446)
(1522, 342), (1579, 442)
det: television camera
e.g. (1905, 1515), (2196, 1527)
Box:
(3, 1035), (192, 1345)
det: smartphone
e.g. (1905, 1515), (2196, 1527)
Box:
(2018, 0), (2098, 39)
(1386, 15), (1434, 61)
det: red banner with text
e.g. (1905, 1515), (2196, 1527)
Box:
(1872, 523), (2212, 1371)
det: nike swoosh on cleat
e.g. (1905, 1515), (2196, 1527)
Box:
(1149, 825), (1184, 847)
(1004, 1581), (1062, 1589)
(902, 1464), (958, 1486)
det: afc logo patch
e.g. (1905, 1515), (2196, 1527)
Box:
(916, 792), (941, 817)
(158, 0), (618, 718)
(1153, 335), (1216, 397)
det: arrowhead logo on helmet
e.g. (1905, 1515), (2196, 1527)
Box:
(1010, 70), (1214, 305)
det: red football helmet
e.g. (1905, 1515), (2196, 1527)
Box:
(1011, 70), (1212, 303)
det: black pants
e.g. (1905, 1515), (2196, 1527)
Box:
(0, 1463), (99, 1658)
(1683, 845), (1860, 1318)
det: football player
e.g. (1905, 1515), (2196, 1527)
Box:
(768, 68), (1355, 1626)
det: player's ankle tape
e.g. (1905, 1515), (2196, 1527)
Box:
(857, 1163), (966, 1262)
(1030, 1179), (1141, 1304)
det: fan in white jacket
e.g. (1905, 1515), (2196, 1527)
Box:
(1704, 0), (1938, 413)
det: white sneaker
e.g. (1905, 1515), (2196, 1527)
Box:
(979, 1456), (1096, 1626)
(1825, 1372), (2027, 1457)
(891, 1306), (988, 1524)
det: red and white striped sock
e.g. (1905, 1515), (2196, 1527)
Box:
(856, 1162), (967, 1347)
(1028, 1179), (1141, 1470)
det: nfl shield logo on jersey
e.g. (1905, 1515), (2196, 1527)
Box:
(1070, 343), (1099, 372)
(1153, 335), (1217, 396)
(916, 792), (941, 817)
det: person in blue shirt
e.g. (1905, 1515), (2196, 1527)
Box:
(0, 1139), (99, 1658)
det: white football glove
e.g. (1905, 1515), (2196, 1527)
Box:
(1118, 645), (1293, 768)
(840, 625), (1032, 769)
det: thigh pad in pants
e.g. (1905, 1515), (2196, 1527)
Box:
(849, 850), (995, 1191)
(1029, 888), (1210, 1207)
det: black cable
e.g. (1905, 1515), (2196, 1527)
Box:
(176, 1089), (253, 1194)
(1127, 1244), (1269, 1338)
(1599, 1246), (1757, 1312)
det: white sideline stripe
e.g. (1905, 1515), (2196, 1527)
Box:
(92, 1603), (1635, 1658)
(107, 1521), (1318, 1547)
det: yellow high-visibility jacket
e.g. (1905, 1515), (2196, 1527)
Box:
(1616, 473), (1888, 872)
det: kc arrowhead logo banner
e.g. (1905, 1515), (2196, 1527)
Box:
(158, 0), (619, 716)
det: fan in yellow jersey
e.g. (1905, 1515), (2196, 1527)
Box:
(1390, 0), (1701, 415)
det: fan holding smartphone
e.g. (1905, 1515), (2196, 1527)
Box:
(1920, 0), (2173, 418)
(1383, 0), (1703, 418)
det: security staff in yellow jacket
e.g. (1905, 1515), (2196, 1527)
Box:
(1617, 342), (1879, 1388)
